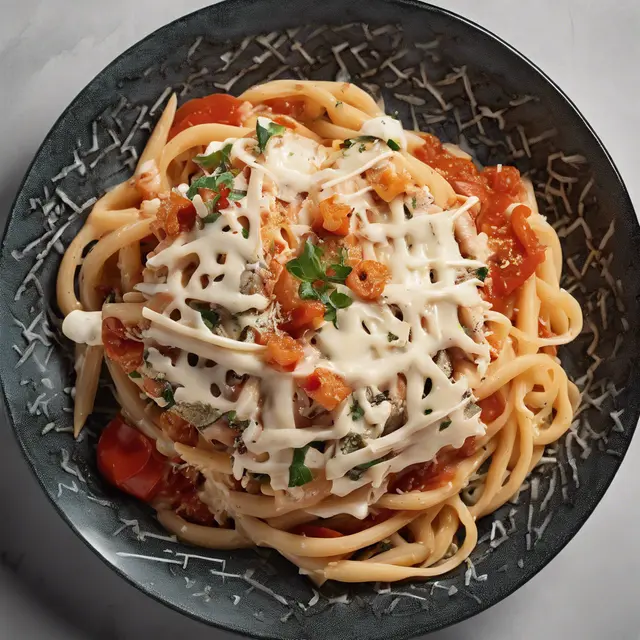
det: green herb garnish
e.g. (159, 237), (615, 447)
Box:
(286, 239), (353, 327)
(190, 302), (220, 331)
(225, 410), (251, 431)
(387, 139), (400, 151)
(128, 371), (142, 379)
(242, 227), (249, 239)
(341, 432), (366, 454)
(162, 385), (175, 409)
(256, 120), (286, 154)
(439, 420), (452, 431)
(411, 196), (417, 209)
(476, 267), (489, 282)
(350, 400), (365, 421)
(424, 408), (433, 415)
(343, 135), (401, 152)
(288, 445), (313, 487)
(388, 332), (399, 342)
(194, 143), (232, 171)
(347, 455), (389, 481)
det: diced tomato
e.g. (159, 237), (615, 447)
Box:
(141, 376), (166, 398)
(264, 97), (306, 120)
(262, 332), (304, 371)
(412, 133), (546, 312)
(300, 368), (352, 411)
(201, 184), (230, 211)
(168, 93), (245, 139)
(159, 410), (199, 446)
(478, 392), (506, 424)
(152, 192), (197, 239)
(346, 260), (389, 300)
(315, 196), (352, 236)
(102, 317), (143, 374)
(366, 164), (411, 202)
(156, 465), (216, 526)
(273, 268), (325, 335)
(291, 524), (344, 538)
(97, 415), (166, 501)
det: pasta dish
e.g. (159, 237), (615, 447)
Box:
(58, 80), (582, 584)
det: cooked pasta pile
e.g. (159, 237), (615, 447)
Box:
(58, 80), (582, 584)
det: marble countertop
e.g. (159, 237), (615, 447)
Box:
(1, 1), (639, 638)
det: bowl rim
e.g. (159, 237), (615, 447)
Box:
(0, 0), (637, 638)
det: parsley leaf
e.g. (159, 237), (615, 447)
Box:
(347, 455), (389, 481)
(387, 138), (401, 151)
(388, 332), (399, 342)
(411, 196), (417, 209)
(343, 135), (401, 152)
(194, 143), (232, 171)
(424, 408), (433, 415)
(186, 172), (232, 200)
(286, 238), (325, 282)
(350, 400), (365, 421)
(241, 227), (249, 239)
(128, 371), (142, 379)
(190, 302), (220, 331)
(201, 211), (221, 224)
(287, 239), (353, 327)
(256, 120), (286, 154)
(439, 420), (452, 431)
(288, 445), (313, 487)
(225, 410), (251, 431)
(162, 385), (175, 409)
(476, 267), (489, 282)
(340, 432), (366, 454)
(329, 290), (353, 309)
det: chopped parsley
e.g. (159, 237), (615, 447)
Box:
(190, 302), (220, 331)
(225, 410), (251, 431)
(370, 391), (389, 406)
(194, 143), (232, 171)
(341, 432), (366, 454)
(411, 196), (417, 209)
(162, 385), (175, 409)
(349, 400), (365, 421)
(439, 420), (452, 431)
(256, 120), (286, 154)
(476, 267), (489, 282)
(424, 408), (433, 415)
(128, 371), (142, 379)
(388, 332), (399, 342)
(335, 101), (343, 108)
(241, 227), (249, 239)
(347, 455), (389, 481)
(286, 239), (353, 327)
(288, 445), (313, 487)
(342, 135), (401, 152)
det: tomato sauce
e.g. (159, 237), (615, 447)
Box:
(168, 93), (245, 140)
(413, 133), (546, 312)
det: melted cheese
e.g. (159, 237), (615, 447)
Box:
(62, 310), (102, 345)
(102, 119), (492, 510)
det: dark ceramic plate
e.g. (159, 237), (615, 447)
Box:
(1, 1), (638, 638)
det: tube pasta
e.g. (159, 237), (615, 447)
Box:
(56, 80), (582, 585)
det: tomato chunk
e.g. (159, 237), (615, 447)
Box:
(291, 524), (343, 538)
(273, 268), (325, 335)
(478, 392), (506, 424)
(264, 97), (306, 120)
(152, 192), (197, 239)
(366, 164), (411, 202)
(102, 317), (143, 374)
(315, 196), (352, 236)
(159, 410), (199, 446)
(262, 332), (304, 371)
(346, 260), (389, 300)
(301, 368), (352, 411)
(97, 415), (165, 501)
(169, 94), (245, 139)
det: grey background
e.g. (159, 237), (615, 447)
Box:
(1, 0), (639, 638)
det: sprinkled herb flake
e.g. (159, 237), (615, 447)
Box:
(194, 143), (232, 171)
(387, 138), (401, 151)
(388, 332), (399, 342)
(476, 267), (489, 282)
(128, 371), (142, 379)
(162, 386), (175, 409)
(350, 400), (365, 421)
(439, 420), (452, 431)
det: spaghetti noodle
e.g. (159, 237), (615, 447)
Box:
(58, 80), (582, 584)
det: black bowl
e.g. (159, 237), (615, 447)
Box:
(1, 1), (638, 638)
